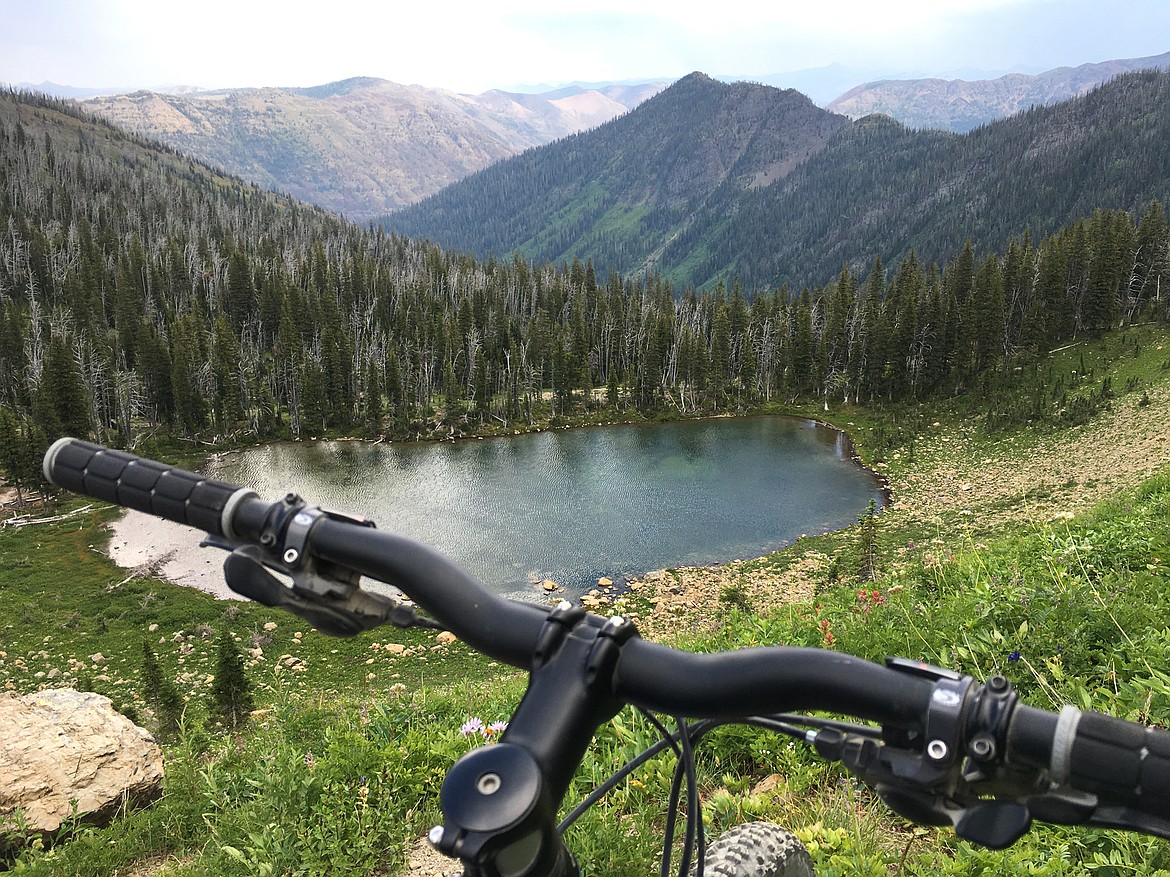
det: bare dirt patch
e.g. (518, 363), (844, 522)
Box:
(401, 835), (460, 877)
(620, 551), (831, 642)
(890, 380), (1170, 527)
(116, 855), (193, 876)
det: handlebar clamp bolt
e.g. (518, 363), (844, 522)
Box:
(969, 734), (996, 761)
(927, 739), (948, 761)
(986, 675), (1009, 694)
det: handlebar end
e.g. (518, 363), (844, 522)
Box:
(41, 437), (252, 537)
(43, 435), (84, 488)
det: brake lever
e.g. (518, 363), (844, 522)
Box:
(202, 536), (442, 637)
(811, 725), (1035, 848)
(811, 661), (1041, 849)
(876, 783), (1033, 849)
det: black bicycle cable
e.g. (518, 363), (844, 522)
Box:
(660, 716), (703, 877)
(557, 711), (885, 863)
(680, 715), (706, 877)
(559, 730), (682, 830)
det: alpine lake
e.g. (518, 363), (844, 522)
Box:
(110, 415), (886, 600)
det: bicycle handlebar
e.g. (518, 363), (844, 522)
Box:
(42, 439), (936, 721)
(1067, 711), (1170, 813)
(42, 437), (1170, 861)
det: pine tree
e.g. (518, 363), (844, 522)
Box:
(363, 355), (384, 434)
(170, 316), (208, 437)
(210, 631), (254, 729)
(709, 304), (731, 402)
(136, 323), (175, 427)
(1081, 209), (1124, 336)
(789, 295), (816, 399)
(276, 292), (306, 436)
(971, 255), (1006, 374)
(301, 357), (328, 435)
(33, 335), (91, 440)
(853, 262), (886, 401)
(1133, 201), (1170, 318)
(210, 315), (243, 433)
(141, 641), (184, 738)
(225, 250), (257, 331)
(0, 408), (27, 503)
(948, 241), (979, 386)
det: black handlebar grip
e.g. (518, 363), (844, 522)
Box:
(1067, 711), (1170, 816)
(43, 437), (256, 538)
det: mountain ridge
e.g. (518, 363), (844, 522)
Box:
(827, 50), (1170, 131)
(385, 69), (1170, 292)
(47, 49), (1170, 223)
(384, 73), (849, 279)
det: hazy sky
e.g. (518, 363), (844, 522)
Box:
(2, 0), (1168, 94)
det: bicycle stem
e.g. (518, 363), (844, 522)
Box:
(430, 603), (640, 877)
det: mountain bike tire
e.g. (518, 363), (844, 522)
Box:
(697, 822), (814, 877)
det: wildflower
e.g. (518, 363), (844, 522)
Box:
(460, 717), (484, 736)
(486, 721), (508, 736)
(1008, 649), (1021, 662)
(819, 618), (835, 648)
(304, 751), (317, 767)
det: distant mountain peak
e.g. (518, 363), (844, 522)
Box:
(292, 77), (389, 98)
(385, 70), (852, 283)
(827, 50), (1170, 132)
(80, 76), (667, 220)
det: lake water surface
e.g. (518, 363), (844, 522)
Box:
(110, 416), (884, 599)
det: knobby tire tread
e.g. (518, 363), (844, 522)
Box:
(695, 822), (814, 877)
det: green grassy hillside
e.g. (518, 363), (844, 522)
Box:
(3, 324), (1170, 875)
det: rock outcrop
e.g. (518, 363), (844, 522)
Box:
(0, 689), (163, 847)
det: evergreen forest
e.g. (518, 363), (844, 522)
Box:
(2, 87), (1170, 496)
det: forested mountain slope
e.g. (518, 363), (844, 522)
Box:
(383, 73), (848, 284)
(385, 70), (1170, 292)
(1, 89), (1169, 497)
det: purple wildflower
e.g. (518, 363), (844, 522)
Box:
(460, 717), (484, 736)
